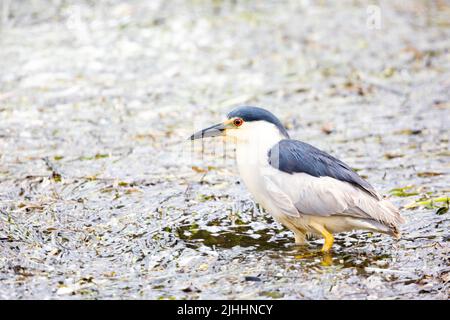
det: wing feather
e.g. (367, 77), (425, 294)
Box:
(268, 139), (380, 199)
(262, 175), (300, 218)
(261, 167), (404, 228)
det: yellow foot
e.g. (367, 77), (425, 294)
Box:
(321, 253), (333, 266)
(310, 222), (334, 253)
(321, 233), (334, 253)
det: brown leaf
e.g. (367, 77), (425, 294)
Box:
(417, 172), (443, 177)
(191, 166), (207, 173)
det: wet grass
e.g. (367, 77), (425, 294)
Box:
(0, 0), (449, 299)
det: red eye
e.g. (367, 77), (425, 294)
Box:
(233, 118), (243, 127)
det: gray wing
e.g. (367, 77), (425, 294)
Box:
(268, 139), (380, 200)
(261, 168), (402, 226)
(263, 140), (402, 226)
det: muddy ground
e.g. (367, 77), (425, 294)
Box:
(0, 0), (449, 299)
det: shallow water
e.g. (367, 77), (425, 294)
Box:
(0, 0), (449, 299)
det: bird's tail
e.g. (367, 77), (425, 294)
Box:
(350, 192), (406, 238)
(377, 199), (405, 238)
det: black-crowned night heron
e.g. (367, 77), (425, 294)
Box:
(190, 106), (405, 252)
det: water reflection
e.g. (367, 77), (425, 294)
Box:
(177, 217), (392, 270)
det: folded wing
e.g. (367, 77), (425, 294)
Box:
(265, 139), (404, 228)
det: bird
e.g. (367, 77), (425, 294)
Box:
(189, 106), (405, 252)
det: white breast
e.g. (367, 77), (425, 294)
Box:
(233, 121), (285, 212)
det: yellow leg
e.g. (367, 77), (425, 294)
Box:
(310, 222), (334, 252)
(321, 252), (333, 266)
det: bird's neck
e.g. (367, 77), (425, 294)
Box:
(235, 122), (285, 168)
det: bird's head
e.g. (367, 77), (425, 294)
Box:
(189, 106), (289, 143)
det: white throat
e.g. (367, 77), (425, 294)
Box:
(229, 121), (286, 207)
(232, 121), (286, 169)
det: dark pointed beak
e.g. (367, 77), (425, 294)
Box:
(189, 122), (227, 140)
